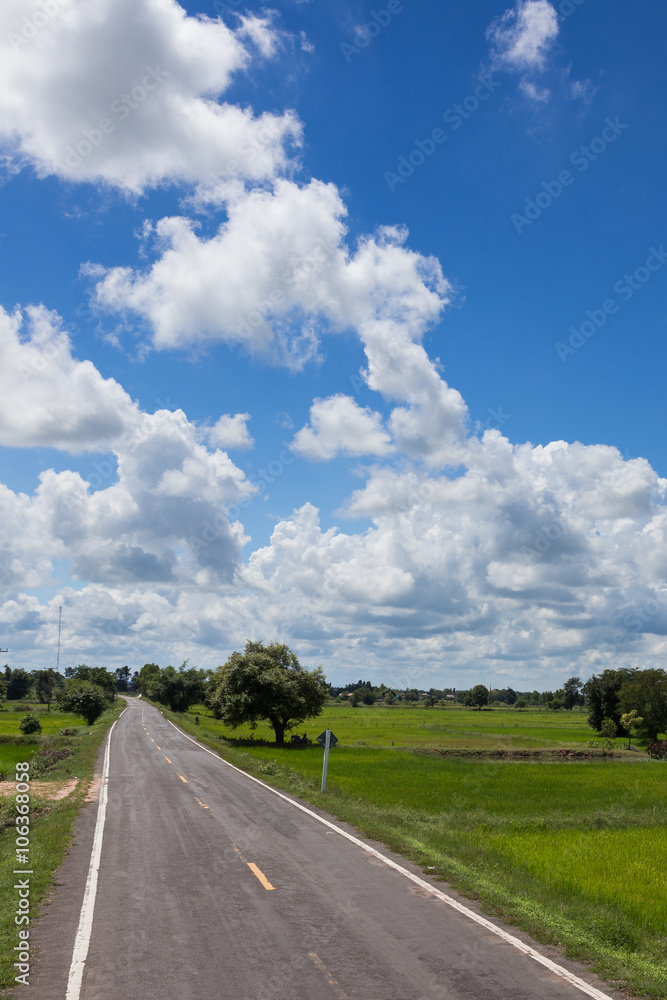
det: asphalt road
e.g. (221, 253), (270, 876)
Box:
(25, 700), (623, 1000)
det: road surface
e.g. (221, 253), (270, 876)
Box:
(25, 699), (623, 1000)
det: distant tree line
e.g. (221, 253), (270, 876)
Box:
(3, 657), (665, 744)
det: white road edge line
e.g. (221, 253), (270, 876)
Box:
(65, 711), (122, 1000)
(166, 715), (615, 1000)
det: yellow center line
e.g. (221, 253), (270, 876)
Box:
(164, 756), (172, 763)
(177, 773), (188, 783)
(150, 738), (155, 742)
(195, 797), (210, 810)
(247, 863), (275, 891)
(232, 845), (275, 890)
(308, 953), (348, 998)
(156, 745), (161, 750)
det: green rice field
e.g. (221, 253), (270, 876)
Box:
(183, 700), (639, 750)
(0, 704), (92, 775)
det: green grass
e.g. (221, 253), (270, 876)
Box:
(0, 699), (125, 991)
(0, 743), (42, 775)
(184, 701), (634, 751)
(0, 704), (94, 777)
(160, 701), (667, 1000)
(0, 703), (88, 736)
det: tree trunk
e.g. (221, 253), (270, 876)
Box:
(270, 716), (285, 744)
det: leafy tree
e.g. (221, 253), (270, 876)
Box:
(584, 668), (635, 736)
(33, 669), (60, 712)
(64, 664), (117, 699)
(208, 640), (328, 744)
(0, 674), (6, 703)
(494, 687), (517, 705)
(516, 699), (527, 709)
(540, 690), (554, 706)
(350, 688), (362, 707)
(620, 710), (644, 750)
(466, 685), (489, 710)
(549, 696), (565, 711)
(618, 669), (667, 741)
(58, 680), (110, 725)
(136, 662), (161, 695)
(361, 689), (376, 706)
(6, 667), (32, 701)
(599, 717), (617, 740)
(384, 690), (396, 706)
(19, 713), (42, 734)
(146, 663), (208, 712)
(563, 676), (584, 710)
(115, 666), (131, 693)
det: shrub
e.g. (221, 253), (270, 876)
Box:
(57, 680), (110, 725)
(19, 713), (42, 735)
(646, 739), (667, 760)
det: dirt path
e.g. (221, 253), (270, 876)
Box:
(0, 778), (79, 800)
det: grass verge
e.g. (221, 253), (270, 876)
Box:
(157, 703), (667, 1000)
(0, 699), (125, 993)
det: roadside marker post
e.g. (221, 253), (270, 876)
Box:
(316, 729), (338, 792)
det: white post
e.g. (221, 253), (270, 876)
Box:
(321, 728), (331, 792)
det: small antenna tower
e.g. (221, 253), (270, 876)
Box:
(56, 605), (62, 673)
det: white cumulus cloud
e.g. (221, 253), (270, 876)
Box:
(0, 305), (140, 453)
(293, 395), (393, 461)
(207, 413), (254, 450)
(0, 0), (300, 193)
(91, 181), (451, 367)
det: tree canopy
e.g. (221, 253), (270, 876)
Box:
(464, 684), (489, 710)
(585, 667), (667, 740)
(584, 668), (635, 735)
(144, 663), (208, 712)
(137, 662), (161, 695)
(58, 679), (113, 725)
(64, 664), (117, 699)
(115, 666), (131, 692)
(33, 668), (61, 712)
(563, 676), (585, 710)
(618, 669), (667, 741)
(208, 640), (328, 744)
(4, 666), (32, 700)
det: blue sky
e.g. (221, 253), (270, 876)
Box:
(0, 0), (666, 688)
